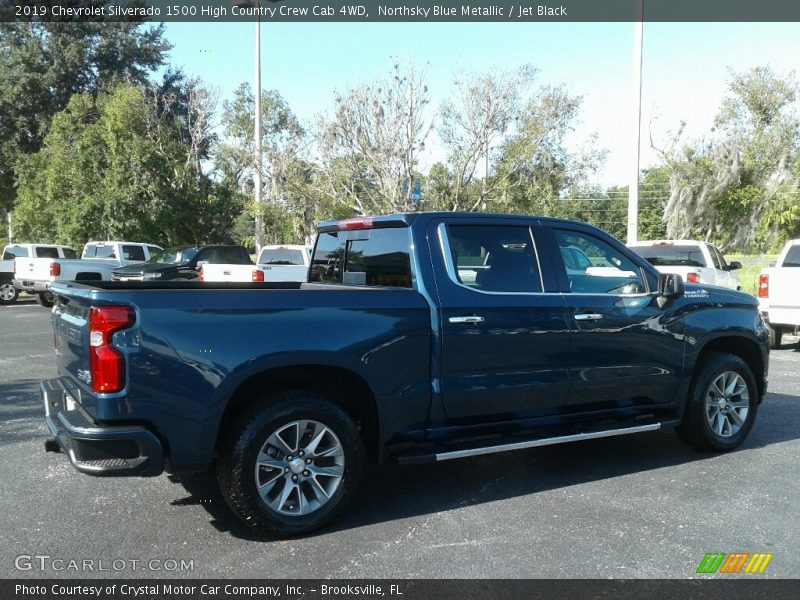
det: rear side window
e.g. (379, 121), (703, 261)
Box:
(121, 245), (145, 261)
(445, 225), (542, 293)
(631, 244), (705, 267)
(310, 228), (412, 288)
(2, 246), (28, 260)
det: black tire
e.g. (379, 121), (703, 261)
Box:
(36, 291), (55, 308)
(216, 390), (364, 538)
(0, 282), (18, 305)
(768, 326), (783, 350)
(676, 352), (759, 452)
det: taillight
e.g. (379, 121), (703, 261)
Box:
(199, 266), (204, 282)
(686, 272), (700, 283)
(89, 306), (135, 393)
(337, 217), (375, 230)
(252, 270), (264, 282)
(758, 274), (769, 298)
(50, 262), (61, 277)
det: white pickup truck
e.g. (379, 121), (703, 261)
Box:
(200, 244), (310, 283)
(758, 239), (800, 348)
(14, 240), (161, 307)
(628, 240), (742, 290)
(1, 244), (78, 305)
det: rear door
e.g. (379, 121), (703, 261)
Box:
(431, 217), (571, 423)
(545, 225), (684, 411)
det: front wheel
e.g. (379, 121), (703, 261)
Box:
(216, 391), (364, 538)
(0, 282), (18, 305)
(36, 291), (55, 308)
(677, 352), (758, 452)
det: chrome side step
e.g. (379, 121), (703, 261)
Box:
(398, 423), (662, 465)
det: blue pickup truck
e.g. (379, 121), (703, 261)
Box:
(42, 212), (769, 537)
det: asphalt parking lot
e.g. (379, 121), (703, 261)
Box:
(1, 299), (799, 579)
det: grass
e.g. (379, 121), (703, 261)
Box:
(728, 254), (776, 296)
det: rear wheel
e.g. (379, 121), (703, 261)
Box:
(36, 291), (55, 308)
(0, 282), (17, 305)
(768, 325), (784, 349)
(677, 352), (758, 451)
(216, 390), (364, 538)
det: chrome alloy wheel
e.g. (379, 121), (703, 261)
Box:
(0, 283), (15, 302)
(705, 371), (750, 438)
(254, 420), (345, 516)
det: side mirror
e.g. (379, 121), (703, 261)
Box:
(728, 261), (742, 270)
(656, 272), (684, 308)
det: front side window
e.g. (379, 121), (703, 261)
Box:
(153, 247), (198, 264)
(554, 229), (645, 295)
(310, 228), (412, 288)
(446, 225), (542, 293)
(121, 245), (145, 261)
(62, 247), (78, 259)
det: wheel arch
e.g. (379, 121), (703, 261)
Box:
(215, 364), (380, 461)
(692, 334), (766, 401)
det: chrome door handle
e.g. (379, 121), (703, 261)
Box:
(449, 316), (485, 324)
(574, 313), (604, 321)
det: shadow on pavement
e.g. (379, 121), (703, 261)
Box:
(169, 390), (800, 541)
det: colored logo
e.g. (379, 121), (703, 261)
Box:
(697, 552), (773, 574)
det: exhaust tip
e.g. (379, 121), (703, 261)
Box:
(44, 439), (61, 454)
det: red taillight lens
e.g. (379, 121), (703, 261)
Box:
(252, 269), (264, 282)
(686, 272), (700, 283)
(50, 262), (61, 277)
(89, 306), (135, 393)
(758, 274), (769, 298)
(337, 217), (375, 230)
(198, 267), (204, 282)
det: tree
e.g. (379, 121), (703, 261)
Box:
(317, 61), (432, 215)
(13, 82), (236, 248)
(655, 67), (800, 251)
(0, 16), (170, 238)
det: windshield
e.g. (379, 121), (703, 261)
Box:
(258, 248), (305, 265)
(630, 244), (706, 268)
(150, 247), (198, 264)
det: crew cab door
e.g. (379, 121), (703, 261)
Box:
(543, 225), (684, 411)
(430, 217), (571, 423)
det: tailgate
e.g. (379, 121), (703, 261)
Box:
(768, 268), (800, 323)
(52, 292), (93, 392)
(15, 257), (53, 281)
(201, 263), (254, 282)
(260, 264), (308, 282)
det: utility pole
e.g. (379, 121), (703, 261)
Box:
(253, 0), (263, 253)
(627, 0), (644, 244)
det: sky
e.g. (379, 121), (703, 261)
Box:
(161, 21), (800, 187)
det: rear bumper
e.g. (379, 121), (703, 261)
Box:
(42, 378), (164, 477)
(15, 279), (50, 292)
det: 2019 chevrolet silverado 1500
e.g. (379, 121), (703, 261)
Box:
(41, 213), (769, 537)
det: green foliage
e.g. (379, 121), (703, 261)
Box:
(13, 84), (239, 248)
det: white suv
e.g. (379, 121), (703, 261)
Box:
(628, 240), (742, 290)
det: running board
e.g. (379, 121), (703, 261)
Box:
(396, 422), (663, 465)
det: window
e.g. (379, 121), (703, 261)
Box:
(445, 225), (542, 293)
(630, 244), (705, 268)
(2, 246), (28, 260)
(310, 228), (412, 288)
(36, 247), (61, 259)
(62, 247), (78, 259)
(711, 246), (728, 269)
(147, 246), (163, 261)
(259, 247), (306, 266)
(554, 229), (645, 295)
(219, 246), (251, 264)
(784, 245), (800, 267)
(85, 245), (116, 259)
(121, 245), (145, 261)
(709, 246), (722, 269)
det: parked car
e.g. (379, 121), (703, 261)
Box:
(14, 241), (160, 307)
(757, 239), (800, 348)
(628, 240), (742, 290)
(112, 245), (252, 281)
(2, 244), (78, 305)
(42, 213), (768, 538)
(201, 244), (311, 283)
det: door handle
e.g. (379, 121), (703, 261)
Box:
(449, 315), (485, 324)
(574, 313), (604, 321)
